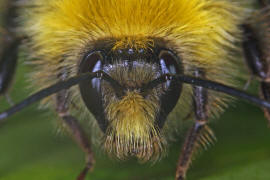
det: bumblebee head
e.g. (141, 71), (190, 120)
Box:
(78, 38), (182, 161)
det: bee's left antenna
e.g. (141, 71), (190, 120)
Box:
(143, 74), (270, 110)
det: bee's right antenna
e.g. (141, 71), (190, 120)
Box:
(142, 74), (270, 109)
(0, 70), (122, 123)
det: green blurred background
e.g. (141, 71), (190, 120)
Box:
(0, 1), (270, 179)
(0, 59), (270, 180)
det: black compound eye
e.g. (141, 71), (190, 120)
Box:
(159, 50), (180, 75)
(80, 51), (103, 92)
(157, 49), (182, 128)
(158, 50), (181, 89)
(78, 51), (107, 132)
(79, 51), (103, 73)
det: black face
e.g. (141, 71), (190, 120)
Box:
(78, 43), (182, 132)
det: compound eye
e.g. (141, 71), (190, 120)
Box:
(159, 50), (180, 75)
(79, 51), (107, 132)
(156, 49), (182, 128)
(79, 51), (103, 73)
(158, 50), (181, 89)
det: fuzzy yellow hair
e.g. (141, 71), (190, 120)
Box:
(24, 0), (244, 67)
(21, 0), (247, 159)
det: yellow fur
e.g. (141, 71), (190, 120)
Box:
(24, 0), (243, 67)
(100, 61), (165, 160)
(105, 91), (164, 161)
(22, 0), (246, 107)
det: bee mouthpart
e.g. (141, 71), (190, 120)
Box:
(103, 91), (166, 162)
(104, 131), (166, 162)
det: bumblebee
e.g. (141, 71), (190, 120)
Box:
(1, 0), (270, 179)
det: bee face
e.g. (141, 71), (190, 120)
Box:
(78, 38), (182, 160)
